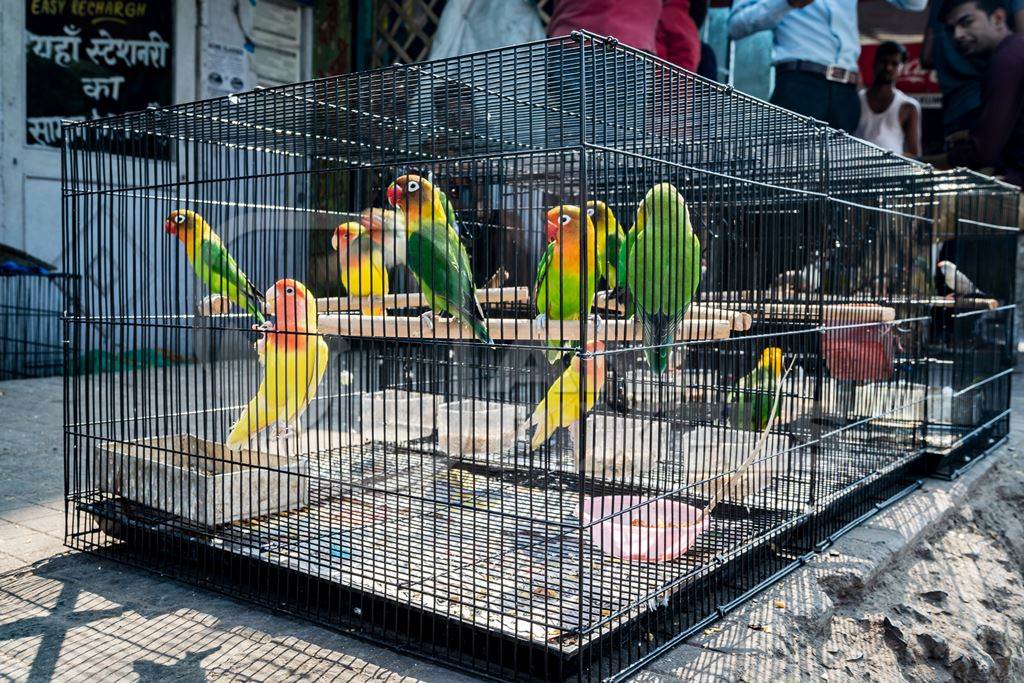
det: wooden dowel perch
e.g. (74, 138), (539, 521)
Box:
(317, 314), (733, 342)
(923, 296), (1000, 311)
(317, 286), (529, 313)
(591, 292), (754, 331)
(709, 301), (896, 324)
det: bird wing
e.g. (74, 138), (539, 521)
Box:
(406, 222), (478, 316)
(533, 240), (557, 313)
(200, 239), (264, 315)
(439, 191), (460, 235)
(954, 270), (980, 295)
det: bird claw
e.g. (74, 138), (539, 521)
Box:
(420, 310), (435, 331)
(590, 314), (606, 336)
(533, 313), (548, 331)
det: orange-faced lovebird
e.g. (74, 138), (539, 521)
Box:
(226, 279), (329, 450)
(534, 205), (598, 363)
(332, 221), (389, 316)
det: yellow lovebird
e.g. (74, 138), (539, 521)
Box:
(525, 340), (607, 452)
(727, 347), (785, 432)
(332, 221), (389, 315)
(226, 279), (330, 450)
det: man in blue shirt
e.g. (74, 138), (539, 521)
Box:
(729, 0), (928, 132)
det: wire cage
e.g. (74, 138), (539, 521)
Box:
(0, 270), (73, 380)
(923, 172), (1019, 478)
(62, 33), (1018, 681)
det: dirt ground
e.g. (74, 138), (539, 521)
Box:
(810, 453), (1024, 682)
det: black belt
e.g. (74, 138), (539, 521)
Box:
(775, 60), (858, 85)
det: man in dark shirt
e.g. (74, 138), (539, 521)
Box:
(929, 0), (1024, 186)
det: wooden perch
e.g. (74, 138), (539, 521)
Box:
(198, 294), (233, 316)
(593, 292), (753, 331)
(926, 296), (1000, 311)
(706, 300), (896, 324)
(317, 314), (733, 342)
(317, 286), (528, 313)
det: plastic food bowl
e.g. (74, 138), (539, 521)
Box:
(576, 495), (710, 563)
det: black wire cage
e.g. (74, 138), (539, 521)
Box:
(62, 33), (1019, 681)
(0, 270), (73, 381)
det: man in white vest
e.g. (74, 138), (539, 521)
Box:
(855, 41), (922, 157)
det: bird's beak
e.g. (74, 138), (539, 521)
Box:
(387, 184), (402, 208)
(263, 285), (278, 317)
(936, 261), (946, 268)
(164, 219), (176, 235)
(545, 217), (560, 243)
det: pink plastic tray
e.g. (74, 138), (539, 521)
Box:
(576, 495), (710, 563)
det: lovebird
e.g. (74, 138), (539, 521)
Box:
(359, 207), (407, 269)
(226, 279), (330, 451)
(618, 183), (701, 374)
(586, 200), (626, 290)
(332, 221), (389, 315)
(386, 174), (492, 343)
(534, 205), (598, 363)
(727, 347), (784, 432)
(164, 209), (265, 325)
(525, 340), (606, 452)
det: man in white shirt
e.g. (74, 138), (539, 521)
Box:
(729, 0), (927, 132)
(855, 41), (922, 156)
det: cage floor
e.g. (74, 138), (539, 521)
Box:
(80, 425), (918, 654)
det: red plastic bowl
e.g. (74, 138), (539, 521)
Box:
(576, 495), (710, 563)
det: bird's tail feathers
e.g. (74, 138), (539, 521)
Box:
(225, 399), (270, 451)
(641, 312), (677, 375)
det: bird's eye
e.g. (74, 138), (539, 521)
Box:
(407, 180), (420, 193)
(560, 214), (572, 225)
(285, 286), (295, 296)
(586, 207), (595, 217)
(175, 214), (186, 224)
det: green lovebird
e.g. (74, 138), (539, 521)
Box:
(727, 347), (784, 431)
(386, 174), (492, 344)
(617, 183), (701, 374)
(534, 204), (598, 364)
(164, 209), (265, 325)
(586, 200), (626, 290)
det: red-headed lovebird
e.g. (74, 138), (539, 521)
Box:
(164, 209), (265, 325)
(386, 174), (492, 343)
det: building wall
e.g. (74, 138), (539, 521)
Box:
(0, 0), (312, 270)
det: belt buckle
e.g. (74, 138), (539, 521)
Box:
(824, 65), (847, 83)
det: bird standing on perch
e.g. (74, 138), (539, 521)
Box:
(332, 221), (389, 316)
(164, 209), (265, 325)
(534, 204), (598, 363)
(726, 347), (785, 432)
(524, 340), (607, 455)
(586, 200), (626, 290)
(226, 279), (330, 451)
(618, 183), (702, 374)
(937, 260), (986, 298)
(386, 174), (492, 343)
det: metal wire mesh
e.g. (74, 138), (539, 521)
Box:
(0, 272), (73, 380)
(61, 33), (1019, 681)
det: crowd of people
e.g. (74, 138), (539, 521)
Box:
(546, 0), (1024, 187)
